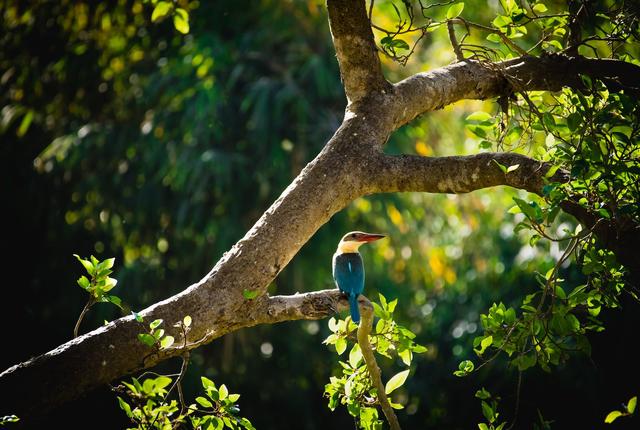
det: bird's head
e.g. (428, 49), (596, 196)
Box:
(337, 231), (386, 253)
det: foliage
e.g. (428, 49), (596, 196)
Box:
(116, 374), (255, 430)
(475, 388), (506, 430)
(605, 395), (637, 424)
(74, 254), (121, 308)
(73, 254), (121, 337)
(323, 295), (427, 428)
(137, 318), (175, 350)
(0, 415), (19, 425)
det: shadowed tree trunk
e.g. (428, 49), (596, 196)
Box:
(2, 0), (639, 423)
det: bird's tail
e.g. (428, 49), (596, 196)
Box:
(349, 293), (360, 324)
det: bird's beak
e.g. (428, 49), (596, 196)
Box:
(359, 233), (386, 243)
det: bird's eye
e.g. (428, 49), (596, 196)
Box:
(351, 234), (356, 239)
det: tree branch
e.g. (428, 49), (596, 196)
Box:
(327, 0), (390, 103)
(391, 55), (640, 127)
(366, 152), (568, 195)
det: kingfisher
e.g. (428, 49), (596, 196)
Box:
(332, 231), (386, 324)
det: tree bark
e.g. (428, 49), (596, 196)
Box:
(2, 0), (639, 422)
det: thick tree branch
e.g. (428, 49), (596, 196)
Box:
(391, 55), (640, 127)
(327, 0), (390, 103)
(254, 289), (349, 324)
(366, 152), (568, 195)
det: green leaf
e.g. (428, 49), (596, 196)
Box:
(475, 388), (491, 400)
(481, 401), (495, 422)
(532, 3), (548, 13)
(385, 369), (410, 394)
(627, 396), (637, 414)
(160, 335), (174, 349)
(173, 8), (190, 34)
(475, 335), (493, 355)
(493, 159), (508, 173)
(103, 277), (118, 292)
(604, 410), (623, 424)
(349, 344), (363, 367)
(446, 2), (465, 19)
(150, 319), (163, 330)
(243, 289), (259, 300)
(17, 110), (34, 137)
(454, 360), (475, 377)
(506, 164), (520, 173)
(74, 254), (95, 275)
(154, 375), (172, 390)
(117, 396), (132, 416)
(106, 295), (123, 309)
(219, 384), (228, 400)
(132, 311), (144, 322)
(183, 315), (192, 327)
(328, 317), (339, 332)
(493, 14), (512, 28)
(478, 424), (489, 430)
(196, 396), (213, 408)
(412, 344), (428, 354)
(567, 112), (581, 131)
(77, 275), (90, 289)
(399, 348), (412, 366)
(151, 1), (172, 22)
(201, 376), (216, 390)
(486, 33), (502, 43)
(101, 258), (115, 270)
(335, 337), (347, 355)
(466, 111), (492, 122)
(138, 333), (157, 346)
(390, 401), (404, 409)
(543, 113), (556, 128)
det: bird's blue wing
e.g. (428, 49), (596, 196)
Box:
(332, 253), (365, 296)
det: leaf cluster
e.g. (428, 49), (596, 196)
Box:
(323, 295), (427, 429)
(74, 254), (122, 308)
(117, 375), (255, 430)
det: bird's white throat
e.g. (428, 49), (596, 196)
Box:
(336, 240), (364, 254)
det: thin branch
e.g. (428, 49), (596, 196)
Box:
(447, 21), (464, 60)
(357, 296), (401, 430)
(73, 298), (94, 338)
(450, 18), (528, 56)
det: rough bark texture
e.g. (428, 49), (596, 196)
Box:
(2, 0), (639, 423)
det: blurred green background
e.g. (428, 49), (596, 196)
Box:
(1, 0), (638, 428)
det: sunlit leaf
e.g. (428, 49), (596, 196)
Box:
(604, 410), (623, 424)
(385, 369), (410, 394)
(446, 2), (465, 19)
(151, 1), (172, 22)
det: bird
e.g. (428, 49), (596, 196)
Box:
(332, 231), (385, 324)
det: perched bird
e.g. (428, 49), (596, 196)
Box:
(332, 231), (385, 324)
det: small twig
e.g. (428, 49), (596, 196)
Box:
(357, 296), (401, 430)
(176, 353), (189, 416)
(447, 21), (464, 61)
(505, 370), (523, 430)
(73, 298), (94, 338)
(450, 18), (528, 56)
